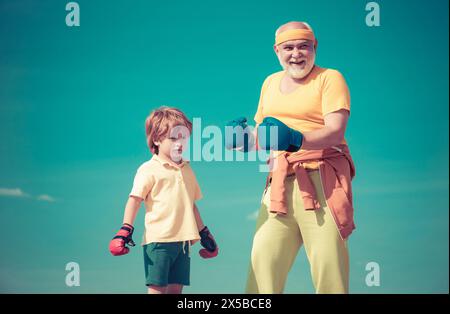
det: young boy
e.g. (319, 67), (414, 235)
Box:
(109, 106), (219, 294)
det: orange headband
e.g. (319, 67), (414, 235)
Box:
(275, 29), (316, 46)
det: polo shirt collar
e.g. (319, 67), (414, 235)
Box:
(152, 154), (188, 169)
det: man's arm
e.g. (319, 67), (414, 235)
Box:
(300, 109), (349, 150)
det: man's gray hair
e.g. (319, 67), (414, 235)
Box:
(275, 21), (314, 36)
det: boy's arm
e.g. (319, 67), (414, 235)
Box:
(123, 195), (143, 226)
(109, 196), (142, 256)
(193, 203), (205, 231)
(194, 203), (219, 259)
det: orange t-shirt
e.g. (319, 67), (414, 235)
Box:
(254, 66), (351, 169)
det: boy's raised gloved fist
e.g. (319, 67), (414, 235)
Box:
(257, 117), (303, 152)
(199, 226), (219, 259)
(109, 223), (136, 256)
(224, 117), (255, 152)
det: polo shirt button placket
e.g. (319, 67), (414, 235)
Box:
(177, 170), (183, 184)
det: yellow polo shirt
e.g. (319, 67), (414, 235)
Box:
(129, 154), (202, 245)
(254, 66), (351, 169)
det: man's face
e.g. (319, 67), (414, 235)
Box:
(275, 39), (316, 80)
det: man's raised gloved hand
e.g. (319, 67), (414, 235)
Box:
(199, 226), (219, 259)
(257, 117), (303, 152)
(109, 223), (136, 256)
(224, 117), (255, 152)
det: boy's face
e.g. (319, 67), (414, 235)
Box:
(155, 125), (190, 163)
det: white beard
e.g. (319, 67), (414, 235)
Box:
(279, 54), (316, 80)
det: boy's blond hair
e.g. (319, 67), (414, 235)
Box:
(145, 106), (193, 154)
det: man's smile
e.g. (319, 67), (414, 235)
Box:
(289, 60), (306, 66)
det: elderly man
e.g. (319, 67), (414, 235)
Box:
(227, 21), (356, 293)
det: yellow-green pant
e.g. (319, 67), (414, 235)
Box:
(245, 170), (349, 294)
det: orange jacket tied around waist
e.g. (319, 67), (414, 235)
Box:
(268, 144), (356, 240)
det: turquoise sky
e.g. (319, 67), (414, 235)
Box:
(0, 0), (448, 293)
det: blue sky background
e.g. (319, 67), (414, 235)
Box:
(0, 0), (448, 293)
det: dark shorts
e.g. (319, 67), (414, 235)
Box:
(143, 241), (190, 287)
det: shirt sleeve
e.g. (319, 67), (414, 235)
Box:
(253, 76), (271, 124)
(129, 165), (155, 200)
(321, 70), (351, 116)
(194, 175), (203, 201)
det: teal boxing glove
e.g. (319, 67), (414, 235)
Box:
(224, 117), (255, 152)
(257, 117), (303, 152)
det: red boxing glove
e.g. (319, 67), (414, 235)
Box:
(109, 223), (136, 256)
(199, 226), (219, 259)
